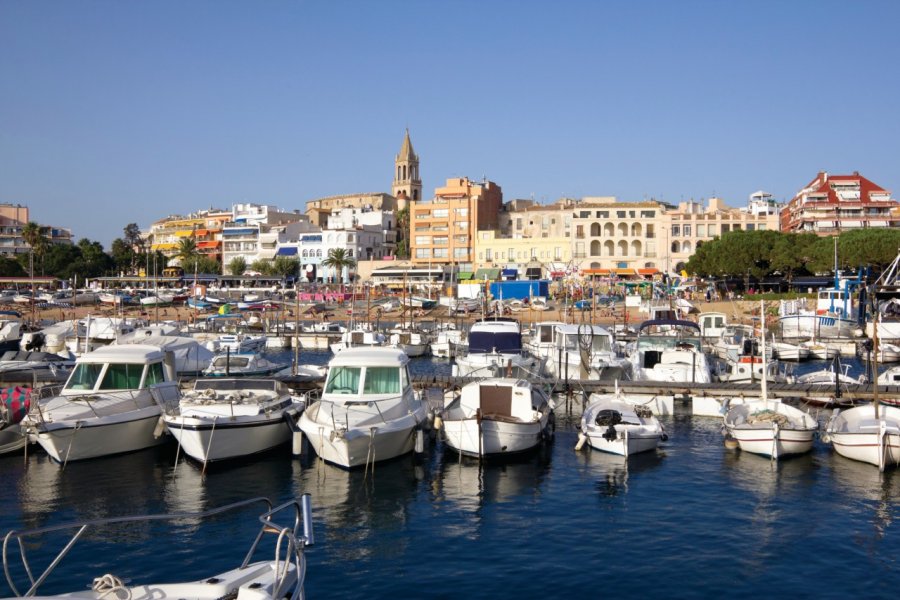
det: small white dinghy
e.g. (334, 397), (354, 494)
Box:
(577, 392), (667, 457)
(439, 378), (554, 457)
(1, 496), (315, 600)
(723, 300), (817, 459)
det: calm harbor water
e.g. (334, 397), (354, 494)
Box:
(1, 353), (898, 599)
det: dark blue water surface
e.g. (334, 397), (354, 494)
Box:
(1, 353), (899, 599)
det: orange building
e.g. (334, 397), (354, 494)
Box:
(409, 177), (502, 267)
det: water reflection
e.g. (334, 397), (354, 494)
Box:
(582, 450), (664, 498)
(291, 455), (423, 562)
(829, 453), (898, 546)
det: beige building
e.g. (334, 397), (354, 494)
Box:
(148, 208), (232, 266)
(305, 193), (397, 228)
(0, 203), (73, 257)
(409, 177), (503, 267)
(474, 230), (572, 279)
(666, 197), (781, 271)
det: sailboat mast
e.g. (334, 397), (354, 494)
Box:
(760, 299), (768, 407)
(873, 311), (880, 419)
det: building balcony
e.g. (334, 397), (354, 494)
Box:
(573, 252), (587, 258)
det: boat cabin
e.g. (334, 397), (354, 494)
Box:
(458, 379), (544, 421)
(323, 347), (412, 399)
(63, 344), (177, 395)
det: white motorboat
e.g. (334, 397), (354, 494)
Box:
(388, 329), (431, 357)
(439, 378), (553, 457)
(114, 326), (215, 376)
(770, 337), (810, 362)
(302, 321), (347, 334)
(203, 352), (290, 377)
(139, 292), (175, 306)
(877, 342), (900, 363)
(877, 365), (900, 391)
(431, 325), (466, 359)
(578, 392), (667, 457)
(216, 332), (268, 353)
(161, 378), (302, 464)
(452, 318), (540, 378)
(329, 328), (387, 354)
(539, 323), (631, 381)
(801, 340), (839, 361)
(824, 404), (900, 470)
(723, 302), (817, 459)
(1, 496), (315, 600)
(0, 316), (23, 354)
(297, 347), (428, 469)
(21, 344), (181, 463)
(0, 350), (75, 387)
(627, 319), (713, 384)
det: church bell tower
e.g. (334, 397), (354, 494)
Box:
(392, 129), (421, 210)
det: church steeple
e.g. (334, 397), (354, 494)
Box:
(392, 129), (421, 210)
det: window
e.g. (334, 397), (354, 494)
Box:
(721, 224), (730, 234)
(746, 223), (755, 231)
(433, 209), (449, 218)
(433, 248), (448, 258)
(99, 363), (145, 390)
(508, 248), (515, 260)
(629, 211), (636, 218)
(434, 236), (448, 245)
(415, 236), (430, 245)
(454, 248), (468, 258)
(415, 248), (429, 258)
(671, 225), (681, 237)
(598, 211), (609, 218)
(145, 362), (166, 386)
(617, 211), (626, 218)
(516, 218), (522, 229)
(455, 235), (467, 243)
(640, 211), (655, 218)
(708, 224), (716, 236)
(455, 208), (469, 216)
(683, 225), (691, 237)
(363, 367), (400, 394)
(759, 224), (766, 231)
(66, 363), (104, 391)
(579, 211), (590, 218)
(555, 246), (562, 259)
(325, 367), (361, 394)
(697, 225), (705, 237)
(486, 249), (492, 261)
(531, 247), (537, 258)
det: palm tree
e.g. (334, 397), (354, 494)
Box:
(176, 237), (198, 267)
(321, 248), (357, 287)
(21, 221), (46, 276)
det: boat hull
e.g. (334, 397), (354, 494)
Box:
(299, 412), (421, 468)
(165, 416), (291, 463)
(728, 427), (815, 458)
(441, 415), (549, 456)
(29, 409), (166, 463)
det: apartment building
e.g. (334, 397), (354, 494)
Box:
(780, 171), (900, 235)
(0, 203), (73, 257)
(148, 208), (232, 265)
(409, 177), (503, 267)
(667, 196), (781, 271)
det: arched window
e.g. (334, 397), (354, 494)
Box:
(604, 223), (614, 237)
(590, 222), (601, 237)
(302, 249), (308, 258)
(631, 222), (642, 237)
(682, 241), (692, 253)
(590, 240), (601, 256)
(631, 240), (642, 256)
(316, 249), (322, 257)
(671, 241), (680, 253)
(604, 240), (615, 257)
(617, 223), (628, 237)
(617, 240), (628, 256)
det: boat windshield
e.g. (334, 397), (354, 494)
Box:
(66, 362), (148, 391)
(325, 366), (361, 394)
(213, 356), (250, 368)
(362, 367), (401, 394)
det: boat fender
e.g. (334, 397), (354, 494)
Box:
(574, 432), (588, 451)
(433, 412), (443, 431)
(723, 435), (739, 450)
(414, 428), (425, 454)
(292, 430), (305, 456)
(152, 416), (166, 439)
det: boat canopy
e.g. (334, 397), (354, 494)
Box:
(468, 331), (523, 354)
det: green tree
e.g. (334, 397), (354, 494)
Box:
(181, 255), (220, 275)
(0, 256), (26, 277)
(395, 206), (409, 258)
(321, 248), (357, 283)
(227, 256), (247, 277)
(21, 221), (47, 276)
(175, 237), (199, 266)
(249, 259), (274, 276)
(271, 256), (300, 279)
(123, 223), (145, 274)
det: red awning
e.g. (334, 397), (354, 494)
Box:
(638, 268), (659, 275)
(581, 268), (610, 275)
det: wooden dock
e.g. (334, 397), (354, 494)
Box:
(410, 375), (900, 403)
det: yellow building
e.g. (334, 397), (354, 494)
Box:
(410, 177), (502, 267)
(148, 209), (231, 265)
(472, 230), (572, 280)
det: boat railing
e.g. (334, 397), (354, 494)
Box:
(32, 385), (170, 424)
(328, 391), (418, 430)
(2, 495), (314, 599)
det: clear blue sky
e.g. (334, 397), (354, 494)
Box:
(2, 0), (899, 249)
